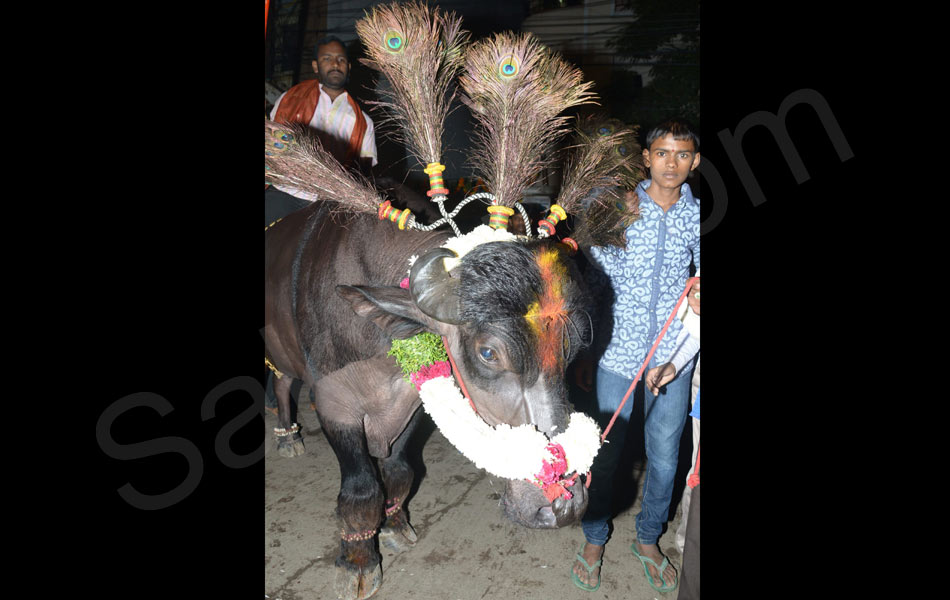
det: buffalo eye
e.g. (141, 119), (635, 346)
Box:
(478, 346), (497, 363)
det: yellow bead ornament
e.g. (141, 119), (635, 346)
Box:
(378, 200), (413, 230)
(424, 162), (449, 197)
(487, 205), (515, 230)
(537, 204), (567, 236)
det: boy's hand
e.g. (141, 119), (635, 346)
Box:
(646, 363), (677, 395)
(623, 189), (641, 216)
(687, 279), (700, 315)
(574, 355), (594, 392)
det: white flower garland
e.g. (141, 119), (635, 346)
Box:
(407, 223), (602, 485)
(440, 224), (517, 272)
(418, 376), (601, 481)
(406, 225), (519, 279)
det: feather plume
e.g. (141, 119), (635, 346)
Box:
(564, 116), (647, 248)
(265, 119), (384, 217)
(356, 1), (468, 167)
(571, 189), (633, 248)
(555, 115), (645, 214)
(459, 32), (596, 208)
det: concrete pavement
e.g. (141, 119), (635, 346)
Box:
(265, 394), (689, 600)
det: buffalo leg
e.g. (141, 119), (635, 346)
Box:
(273, 374), (305, 457)
(378, 409), (421, 554)
(323, 422), (384, 600)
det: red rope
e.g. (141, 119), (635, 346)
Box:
(599, 276), (699, 443)
(440, 277), (697, 495)
(442, 336), (477, 412)
(687, 444), (700, 488)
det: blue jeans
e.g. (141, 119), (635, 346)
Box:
(581, 363), (691, 546)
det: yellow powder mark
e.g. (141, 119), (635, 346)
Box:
(524, 300), (543, 336)
(525, 248), (568, 372)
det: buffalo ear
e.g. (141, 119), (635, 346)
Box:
(336, 285), (431, 340)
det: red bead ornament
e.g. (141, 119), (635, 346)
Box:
(560, 237), (579, 254)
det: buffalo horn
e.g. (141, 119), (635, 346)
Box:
(409, 247), (461, 324)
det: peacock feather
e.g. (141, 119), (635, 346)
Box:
(265, 119), (385, 218)
(564, 116), (647, 248)
(555, 115), (645, 214)
(459, 32), (596, 208)
(356, 1), (469, 168)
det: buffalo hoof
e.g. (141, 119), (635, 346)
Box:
(333, 562), (382, 600)
(276, 432), (306, 457)
(379, 521), (417, 554)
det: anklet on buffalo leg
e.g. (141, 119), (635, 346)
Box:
(385, 497), (402, 517)
(273, 423), (300, 437)
(340, 527), (378, 542)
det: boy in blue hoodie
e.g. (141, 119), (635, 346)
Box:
(571, 118), (700, 594)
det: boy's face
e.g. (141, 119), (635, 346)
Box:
(642, 134), (700, 190)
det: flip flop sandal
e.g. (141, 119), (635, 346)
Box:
(631, 543), (678, 593)
(570, 546), (602, 592)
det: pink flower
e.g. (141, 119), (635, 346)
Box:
(534, 443), (568, 485)
(399, 277), (410, 289)
(547, 443), (567, 471)
(410, 360), (452, 389)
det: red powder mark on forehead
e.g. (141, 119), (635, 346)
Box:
(525, 249), (568, 373)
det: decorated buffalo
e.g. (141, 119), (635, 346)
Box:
(264, 3), (644, 598)
(265, 205), (595, 597)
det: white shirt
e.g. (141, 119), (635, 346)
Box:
(269, 82), (378, 200)
(667, 268), (701, 377)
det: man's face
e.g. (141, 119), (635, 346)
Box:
(642, 134), (700, 190)
(312, 41), (349, 90)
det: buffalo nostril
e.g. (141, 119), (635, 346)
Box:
(535, 505), (557, 528)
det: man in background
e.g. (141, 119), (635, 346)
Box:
(266, 35), (378, 225)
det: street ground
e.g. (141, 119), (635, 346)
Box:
(265, 387), (692, 600)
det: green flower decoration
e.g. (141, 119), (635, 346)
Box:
(388, 332), (448, 383)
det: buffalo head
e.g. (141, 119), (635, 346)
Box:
(338, 238), (593, 528)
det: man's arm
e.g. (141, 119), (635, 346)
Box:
(356, 112), (378, 175)
(269, 92), (286, 121)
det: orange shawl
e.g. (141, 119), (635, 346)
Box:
(273, 79), (367, 167)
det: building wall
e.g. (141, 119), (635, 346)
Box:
(268, 1), (638, 198)
(522, 0), (649, 90)
(265, 0), (314, 92)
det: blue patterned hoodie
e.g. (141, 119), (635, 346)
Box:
(583, 179), (701, 380)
